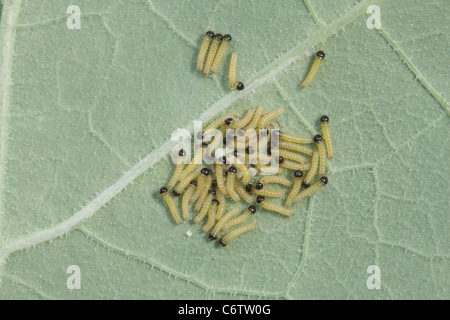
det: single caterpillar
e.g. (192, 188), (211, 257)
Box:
(234, 179), (255, 204)
(194, 170), (213, 211)
(202, 198), (219, 232)
(278, 141), (314, 156)
(209, 207), (241, 240)
(244, 105), (265, 131)
(253, 182), (286, 198)
(167, 149), (186, 189)
(294, 176), (328, 203)
(215, 157), (228, 196)
(229, 51), (245, 90)
(181, 179), (197, 220)
(222, 205), (257, 231)
(259, 107), (286, 129)
(279, 132), (313, 144)
(278, 149), (308, 164)
(301, 50), (325, 88)
(303, 150), (319, 186)
(314, 134), (327, 176)
(203, 33), (223, 76)
(220, 222), (258, 247)
(277, 155), (311, 171)
(197, 31), (214, 72)
(321, 115), (334, 159)
(215, 190), (226, 221)
(256, 195), (293, 217)
(211, 34), (231, 74)
(259, 175), (292, 187)
(285, 170), (303, 208)
(236, 161), (251, 185)
(160, 186), (183, 224)
(231, 108), (255, 129)
(174, 166), (201, 195)
(194, 188), (215, 223)
(226, 166), (240, 202)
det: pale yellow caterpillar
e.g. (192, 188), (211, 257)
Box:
(209, 207), (241, 240)
(160, 186), (183, 224)
(203, 33), (222, 76)
(301, 50), (325, 88)
(244, 105), (265, 131)
(181, 180), (197, 220)
(174, 166), (201, 195)
(303, 150), (319, 186)
(203, 114), (236, 138)
(167, 149), (186, 189)
(278, 156), (311, 171)
(194, 170), (213, 211)
(293, 176), (328, 204)
(234, 179), (255, 204)
(229, 51), (245, 90)
(231, 108), (255, 129)
(278, 149), (308, 164)
(202, 198), (219, 232)
(215, 189), (226, 221)
(215, 157), (228, 196)
(226, 166), (240, 202)
(222, 205), (256, 231)
(259, 175), (292, 187)
(285, 170), (303, 208)
(259, 107), (286, 129)
(253, 182), (286, 198)
(220, 222), (258, 247)
(194, 188), (215, 223)
(211, 34), (231, 74)
(197, 31), (214, 72)
(179, 142), (208, 180)
(321, 115), (334, 159)
(279, 132), (313, 144)
(256, 195), (293, 217)
(314, 134), (327, 176)
(278, 141), (314, 156)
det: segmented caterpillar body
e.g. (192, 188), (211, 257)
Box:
(181, 180), (197, 220)
(244, 105), (265, 131)
(211, 34), (231, 74)
(197, 31), (214, 71)
(279, 132), (313, 144)
(160, 187), (183, 224)
(223, 205), (256, 231)
(253, 182), (286, 198)
(226, 166), (240, 202)
(220, 222), (258, 246)
(314, 135), (327, 176)
(194, 188), (215, 223)
(231, 108), (255, 129)
(285, 170), (303, 208)
(203, 33), (222, 75)
(259, 175), (292, 187)
(234, 179), (255, 204)
(301, 50), (325, 88)
(167, 149), (186, 189)
(209, 207), (241, 240)
(202, 199), (219, 232)
(256, 195), (293, 216)
(294, 176), (328, 203)
(321, 115), (334, 159)
(278, 141), (314, 156)
(259, 107), (286, 129)
(229, 51), (245, 90)
(175, 166), (201, 194)
(215, 190), (226, 221)
(303, 151), (319, 186)
(194, 171), (213, 211)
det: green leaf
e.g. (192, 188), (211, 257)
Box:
(0, 0), (448, 299)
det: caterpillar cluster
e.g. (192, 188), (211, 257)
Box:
(196, 30), (244, 90)
(160, 107), (334, 247)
